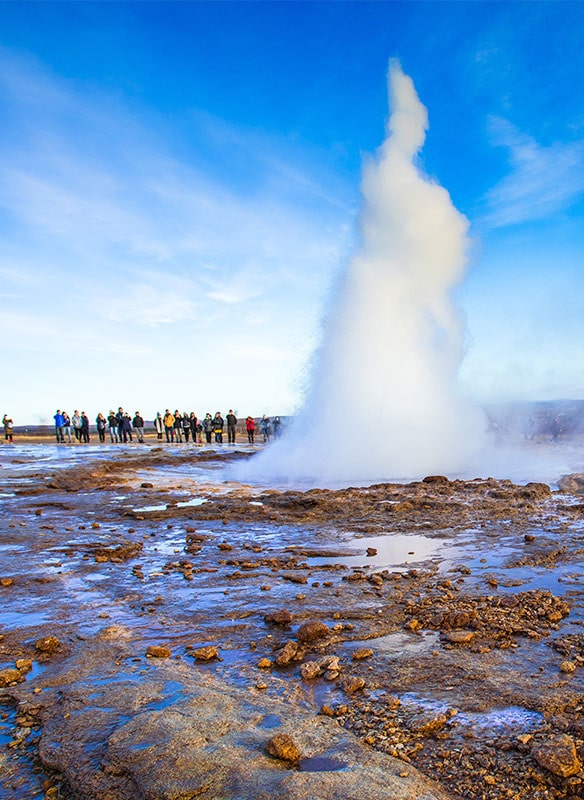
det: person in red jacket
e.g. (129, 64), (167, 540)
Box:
(245, 415), (255, 445)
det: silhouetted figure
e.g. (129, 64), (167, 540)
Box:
(227, 410), (237, 444)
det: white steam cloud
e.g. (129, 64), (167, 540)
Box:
(241, 61), (486, 485)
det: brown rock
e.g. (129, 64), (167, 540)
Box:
(560, 660), (576, 673)
(281, 572), (308, 585)
(146, 645), (171, 659)
(343, 677), (365, 694)
(191, 646), (219, 662)
(0, 667), (24, 687)
(296, 621), (330, 643)
(300, 661), (322, 681)
(352, 648), (373, 660)
(274, 641), (298, 666)
(532, 734), (582, 777)
(445, 630), (475, 644)
(1, 577), (14, 587)
(265, 733), (301, 763)
(15, 659), (33, 673)
(408, 712), (448, 735)
(264, 609), (293, 626)
(257, 658), (272, 669)
(35, 636), (61, 654)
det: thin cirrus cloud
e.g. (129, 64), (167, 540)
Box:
(481, 116), (584, 228)
(0, 47), (351, 334)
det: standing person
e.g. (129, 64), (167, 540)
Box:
(163, 409), (175, 443)
(174, 411), (183, 443)
(213, 411), (224, 444)
(260, 415), (271, 443)
(115, 407), (125, 443)
(54, 410), (65, 443)
(121, 414), (133, 443)
(226, 410), (237, 444)
(72, 411), (82, 442)
(2, 414), (14, 443)
(62, 411), (72, 443)
(246, 415), (255, 444)
(203, 413), (213, 444)
(154, 412), (164, 442)
(107, 411), (119, 443)
(273, 416), (282, 438)
(182, 412), (191, 443)
(80, 412), (90, 443)
(132, 411), (145, 443)
(189, 412), (199, 444)
(96, 412), (107, 443)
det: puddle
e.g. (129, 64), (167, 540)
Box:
(454, 705), (543, 734)
(132, 504), (168, 513)
(258, 714), (281, 729)
(175, 498), (207, 508)
(305, 534), (444, 569)
(356, 631), (440, 655)
(298, 755), (349, 772)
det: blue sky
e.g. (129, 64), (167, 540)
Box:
(1, 1), (583, 424)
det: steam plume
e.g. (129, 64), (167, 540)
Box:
(243, 61), (485, 484)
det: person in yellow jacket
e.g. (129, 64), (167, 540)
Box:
(163, 409), (175, 443)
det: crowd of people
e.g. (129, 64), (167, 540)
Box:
(47, 409), (284, 445)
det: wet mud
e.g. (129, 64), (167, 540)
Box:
(0, 445), (583, 799)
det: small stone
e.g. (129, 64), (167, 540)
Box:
(0, 578), (14, 587)
(532, 734), (582, 777)
(274, 641), (298, 666)
(146, 645), (171, 658)
(141, 482), (154, 488)
(266, 733), (301, 763)
(445, 630), (475, 644)
(34, 636), (60, 654)
(404, 619), (421, 632)
(191, 646), (219, 662)
(484, 775), (496, 785)
(0, 668), (23, 687)
(343, 676), (365, 694)
(15, 659), (33, 674)
(264, 609), (293, 626)
(366, 548), (377, 557)
(407, 712), (448, 735)
(300, 661), (322, 681)
(560, 661), (576, 673)
(352, 648), (373, 660)
(296, 621), (330, 643)
(257, 658), (272, 669)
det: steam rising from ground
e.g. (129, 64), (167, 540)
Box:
(241, 61), (486, 485)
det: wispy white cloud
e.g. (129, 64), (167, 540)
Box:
(481, 116), (584, 227)
(0, 46), (352, 421)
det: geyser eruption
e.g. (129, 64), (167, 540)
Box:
(247, 61), (485, 484)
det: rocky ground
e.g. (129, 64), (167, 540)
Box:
(0, 444), (583, 799)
